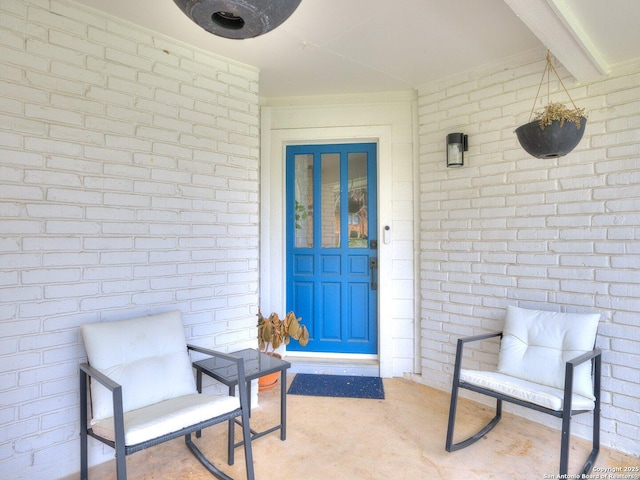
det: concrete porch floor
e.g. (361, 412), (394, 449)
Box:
(73, 376), (636, 479)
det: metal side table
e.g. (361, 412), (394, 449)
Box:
(193, 348), (291, 465)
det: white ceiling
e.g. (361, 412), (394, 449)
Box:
(73, 0), (640, 98)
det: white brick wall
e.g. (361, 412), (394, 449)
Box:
(0, 1), (259, 478)
(417, 48), (640, 455)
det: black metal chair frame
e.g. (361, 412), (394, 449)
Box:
(80, 345), (255, 480)
(445, 331), (601, 477)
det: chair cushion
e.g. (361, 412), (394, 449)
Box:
(80, 311), (197, 422)
(460, 369), (595, 411)
(497, 305), (599, 399)
(91, 393), (240, 446)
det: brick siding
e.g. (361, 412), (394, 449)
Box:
(0, 1), (259, 477)
(417, 49), (640, 454)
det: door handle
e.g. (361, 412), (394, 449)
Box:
(369, 258), (378, 290)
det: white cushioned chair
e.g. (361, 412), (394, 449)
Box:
(445, 305), (601, 477)
(79, 310), (254, 480)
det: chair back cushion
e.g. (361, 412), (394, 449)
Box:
(497, 305), (599, 398)
(81, 310), (197, 422)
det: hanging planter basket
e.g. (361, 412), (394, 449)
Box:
(515, 52), (587, 159)
(515, 117), (587, 159)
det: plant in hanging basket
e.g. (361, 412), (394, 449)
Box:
(515, 52), (588, 159)
(533, 101), (585, 130)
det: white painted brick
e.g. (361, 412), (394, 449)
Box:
(46, 155), (102, 174)
(105, 46), (152, 71)
(0, 219), (38, 235)
(153, 114), (192, 133)
(86, 85), (134, 108)
(99, 251), (148, 265)
(102, 192), (149, 207)
(27, 36), (86, 66)
(49, 124), (105, 145)
(44, 282), (100, 299)
(155, 88), (195, 109)
(42, 252), (98, 266)
(0, 113), (46, 136)
(84, 176), (133, 192)
(0, 351), (41, 374)
(19, 299), (78, 318)
(1, 184), (44, 200)
(45, 221), (101, 235)
(22, 268), (80, 284)
(418, 51), (640, 457)
(79, 294), (131, 311)
(101, 163), (147, 181)
(85, 57), (138, 82)
(137, 209), (180, 223)
(0, 302), (17, 322)
(152, 141), (192, 160)
(25, 104), (83, 126)
(137, 44), (179, 66)
(85, 115), (134, 135)
(134, 262), (178, 277)
(178, 111), (216, 133)
(101, 278), (148, 294)
(0, 269), (18, 287)
(82, 266), (131, 280)
(1, 149), (44, 169)
(229, 109), (259, 128)
(24, 169), (82, 187)
(131, 290), (174, 304)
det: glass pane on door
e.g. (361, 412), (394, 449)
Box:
(294, 154), (313, 248)
(348, 152), (368, 248)
(321, 153), (340, 248)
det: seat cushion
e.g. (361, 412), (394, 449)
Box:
(460, 369), (595, 411)
(91, 393), (240, 446)
(80, 311), (197, 422)
(497, 305), (599, 399)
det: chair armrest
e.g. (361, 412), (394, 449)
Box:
(80, 362), (121, 391)
(187, 344), (241, 364)
(562, 348), (602, 414)
(79, 362), (125, 447)
(186, 344), (250, 412)
(452, 331), (502, 383)
(567, 348), (602, 367)
(458, 331), (503, 345)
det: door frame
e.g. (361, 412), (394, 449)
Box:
(260, 112), (394, 377)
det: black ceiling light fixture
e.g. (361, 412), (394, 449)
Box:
(173, 0), (302, 40)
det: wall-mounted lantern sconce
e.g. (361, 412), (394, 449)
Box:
(446, 133), (468, 167)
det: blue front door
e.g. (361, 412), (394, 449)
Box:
(286, 143), (378, 354)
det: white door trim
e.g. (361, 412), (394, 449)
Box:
(260, 108), (394, 377)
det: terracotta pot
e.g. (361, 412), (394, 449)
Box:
(258, 352), (282, 391)
(258, 371), (280, 391)
(515, 117), (587, 159)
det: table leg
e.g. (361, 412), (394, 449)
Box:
(247, 379), (252, 418)
(280, 369), (287, 441)
(196, 369), (203, 438)
(228, 384), (236, 465)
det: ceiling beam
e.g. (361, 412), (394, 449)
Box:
(503, 0), (609, 82)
